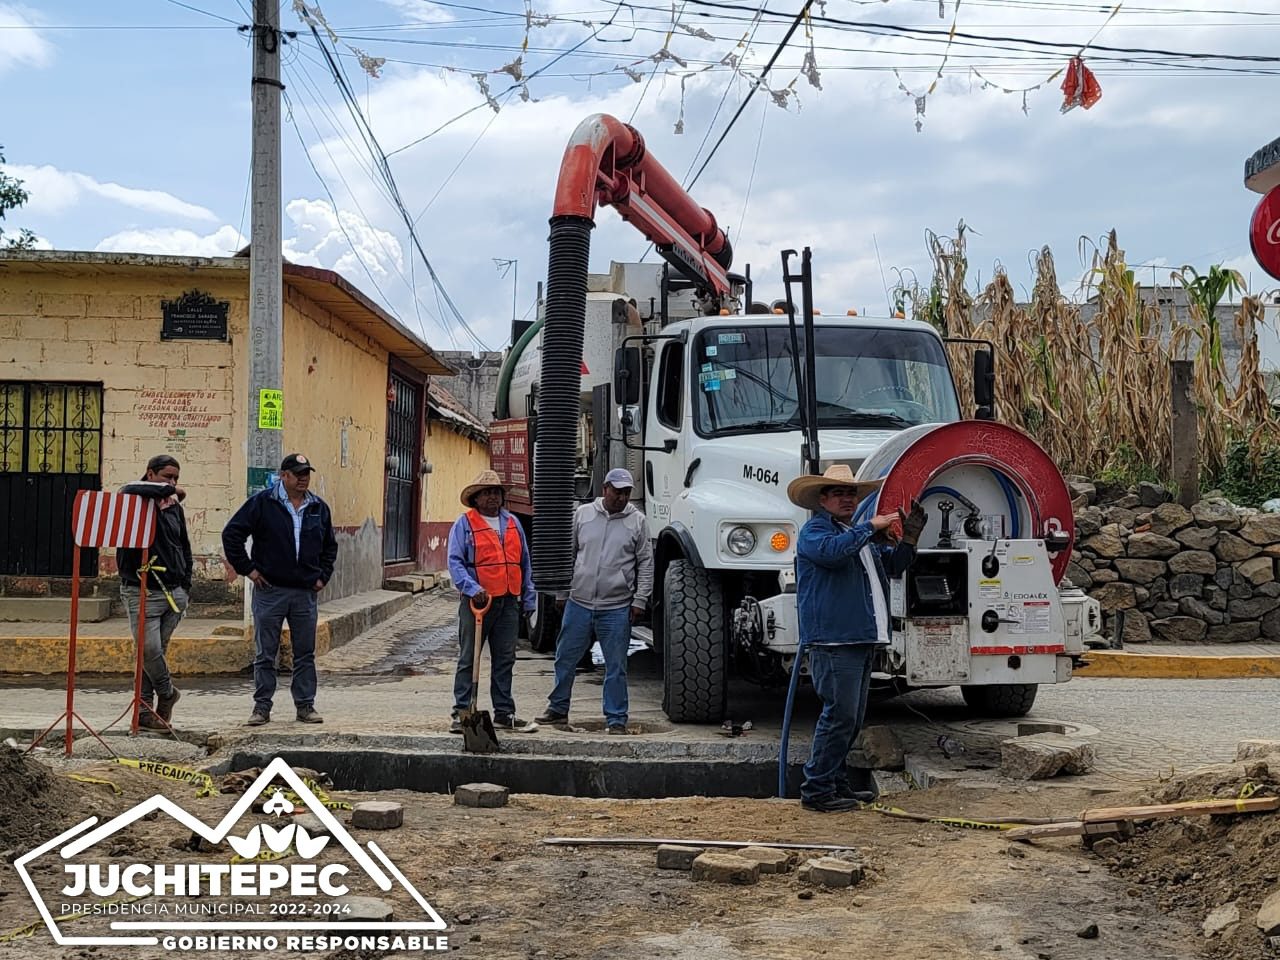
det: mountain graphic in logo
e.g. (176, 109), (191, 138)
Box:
(14, 757), (447, 946)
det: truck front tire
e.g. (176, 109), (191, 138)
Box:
(661, 559), (727, 723)
(961, 683), (1038, 717)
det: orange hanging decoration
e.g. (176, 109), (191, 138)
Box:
(1060, 56), (1102, 113)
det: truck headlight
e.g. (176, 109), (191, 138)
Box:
(727, 525), (757, 556)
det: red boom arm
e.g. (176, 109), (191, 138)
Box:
(551, 113), (732, 297)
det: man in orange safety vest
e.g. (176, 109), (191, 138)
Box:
(446, 469), (537, 733)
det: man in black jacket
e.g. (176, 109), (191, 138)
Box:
(222, 453), (338, 727)
(117, 455), (193, 730)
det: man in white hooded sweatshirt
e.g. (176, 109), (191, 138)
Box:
(536, 468), (654, 733)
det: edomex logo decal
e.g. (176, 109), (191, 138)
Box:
(13, 757), (448, 952)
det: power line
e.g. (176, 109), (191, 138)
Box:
(687, 0), (814, 190)
(159, 0), (242, 24)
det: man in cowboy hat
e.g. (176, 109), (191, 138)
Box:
(787, 463), (927, 813)
(446, 469), (537, 733)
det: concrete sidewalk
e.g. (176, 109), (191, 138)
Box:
(0, 587), (419, 676)
(1076, 641), (1280, 678)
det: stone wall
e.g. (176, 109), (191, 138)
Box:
(1069, 485), (1280, 644)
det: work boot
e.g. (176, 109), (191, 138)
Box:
(801, 795), (861, 813)
(156, 687), (181, 723)
(296, 706), (324, 724)
(534, 709), (569, 726)
(449, 714), (463, 735)
(246, 710), (270, 727)
(606, 724), (628, 736)
(835, 781), (876, 804)
(138, 711), (166, 731)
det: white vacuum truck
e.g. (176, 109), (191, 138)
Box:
(491, 114), (1102, 723)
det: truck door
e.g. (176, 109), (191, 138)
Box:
(645, 338), (685, 531)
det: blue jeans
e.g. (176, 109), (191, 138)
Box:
(452, 594), (520, 718)
(120, 583), (188, 707)
(252, 585), (318, 713)
(801, 644), (876, 803)
(547, 600), (632, 727)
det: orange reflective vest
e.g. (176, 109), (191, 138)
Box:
(466, 509), (523, 597)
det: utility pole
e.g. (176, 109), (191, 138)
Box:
(248, 0), (284, 494)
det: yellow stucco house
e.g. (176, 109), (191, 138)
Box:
(0, 249), (485, 617)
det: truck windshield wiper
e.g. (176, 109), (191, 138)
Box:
(718, 416), (801, 433)
(822, 411), (915, 429)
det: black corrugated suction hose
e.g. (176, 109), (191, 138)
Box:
(532, 215), (594, 593)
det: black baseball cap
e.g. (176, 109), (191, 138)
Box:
(280, 453), (316, 474)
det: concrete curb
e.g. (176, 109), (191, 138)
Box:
(0, 588), (419, 676)
(1076, 650), (1280, 679)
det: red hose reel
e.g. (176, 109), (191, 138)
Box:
(876, 421), (1076, 584)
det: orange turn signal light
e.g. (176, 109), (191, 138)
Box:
(770, 531), (791, 552)
(847, 309), (858, 316)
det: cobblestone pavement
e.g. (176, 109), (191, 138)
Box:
(3, 589), (1277, 787)
(315, 587), (459, 674)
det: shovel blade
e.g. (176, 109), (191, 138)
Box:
(461, 709), (499, 753)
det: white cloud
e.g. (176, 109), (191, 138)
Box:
(3, 164), (218, 221)
(95, 225), (246, 257)
(0, 4), (52, 74)
(282, 197), (405, 288)
(377, 0), (451, 24)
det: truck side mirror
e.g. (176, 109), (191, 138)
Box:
(614, 346), (642, 406)
(618, 405), (643, 437)
(973, 349), (995, 420)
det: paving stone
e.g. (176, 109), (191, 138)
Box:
(1256, 889), (1280, 936)
(734, 846), (794, 874)
(1000, 733), (1095, 780)
(453, 783), (510, 808)
(849, 725), (905, 771)
(801, 857), (864, 888)
(351, 800), (405, 829)
(656, 844), (703, 871)
(1237, 740), (1280, 761)
(691, 852), (760, 885)
(330, 896), (394, 922)
(293, 812), (333, 837)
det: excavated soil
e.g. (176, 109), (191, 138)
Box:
(0, 750), (1207, 960)
(1097, 759), (1280, 960)
(0, 746), (91, 852)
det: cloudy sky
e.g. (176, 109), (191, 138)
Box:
(2, 0), (1277, 359)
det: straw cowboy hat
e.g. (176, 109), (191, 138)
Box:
(460, 469), (508, 508)
(786, 463), (883, 512)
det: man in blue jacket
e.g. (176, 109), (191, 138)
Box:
(222, 453), (338, 727)
(787, 464), (926, 813)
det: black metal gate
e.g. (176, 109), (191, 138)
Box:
(383, 372), (421, 564)
(0, 382), (103, 576)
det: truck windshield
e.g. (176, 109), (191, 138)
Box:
(692, 325), (961, 437)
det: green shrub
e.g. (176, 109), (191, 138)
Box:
(1216, 440), (1280, 507)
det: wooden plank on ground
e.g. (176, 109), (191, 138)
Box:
(1004, 821), (1086, 840)
(1082, 796), (1279, 823)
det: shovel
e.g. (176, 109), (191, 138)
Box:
(460, 596), (500, 754)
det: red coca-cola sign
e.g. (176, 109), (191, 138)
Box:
(1250, 185), (1280, 281)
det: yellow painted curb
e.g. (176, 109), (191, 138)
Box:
(1077, 651), (1280, 679)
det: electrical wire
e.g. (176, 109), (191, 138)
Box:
(159, 0), (242, 24)
(686, 0), (815, 190)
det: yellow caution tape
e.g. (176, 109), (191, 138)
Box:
(0, 896), (146, 943)
(67, 774), (122, 795)
(862, 801), (1026, 832)
(113, 757), (216, 798)
(229, 844), (295, 865)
